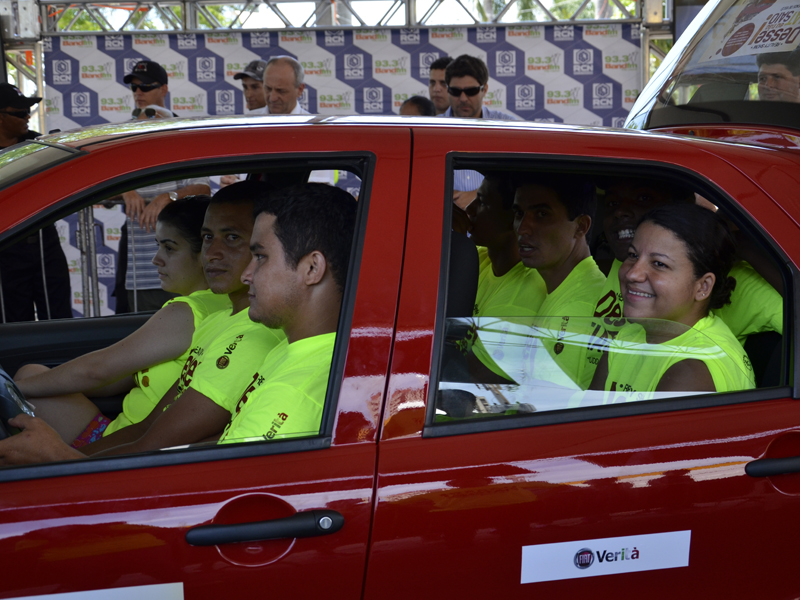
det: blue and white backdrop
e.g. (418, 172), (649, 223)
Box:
(42, 25), (641, 316)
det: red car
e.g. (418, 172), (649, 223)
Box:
(0, 6), (798, 591)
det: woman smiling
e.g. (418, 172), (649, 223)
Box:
(590, 204), (755, 398)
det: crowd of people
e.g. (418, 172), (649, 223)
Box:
(0, 47), (790, 462)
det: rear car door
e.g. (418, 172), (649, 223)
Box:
(0, 123), (411, 599)
(364, 124), (800, 599)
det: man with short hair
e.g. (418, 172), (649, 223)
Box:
(757, 51), (800, 102)
(234, 59), (268, 114)
(428, 56), (453, 115)
(221, 183), (357, 442)
(443, 54), (519, 121)
(264, 55), (309, 115)
(0, 83), (72, 322)
(120, 60), (210, 312)
(400, 95), (436, 116)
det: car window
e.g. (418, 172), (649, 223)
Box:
(429, 162), (788, 431)
(0, 155), (369, 478)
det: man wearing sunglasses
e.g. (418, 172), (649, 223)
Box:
(117, 60), (210, 313)
(442, 55), (520, 210)
(0, 84), (72, 323)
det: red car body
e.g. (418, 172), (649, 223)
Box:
(0, 111), (797, 599)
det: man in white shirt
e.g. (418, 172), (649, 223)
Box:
(264, 56), (309, 115)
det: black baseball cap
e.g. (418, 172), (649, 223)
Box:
(0, 84), (41, 110)
(123, 60), (168, 85)
(233, 59), (268, 81)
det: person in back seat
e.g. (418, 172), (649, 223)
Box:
(594, 177), (782, 344)
(590, 204), (755, 398)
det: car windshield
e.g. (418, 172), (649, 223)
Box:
(627, 0), (800, 130)
(0, 142), (78, 192)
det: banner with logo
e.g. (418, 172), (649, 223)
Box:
(43, 25), (639, 315)
(43, 25), (640, 129)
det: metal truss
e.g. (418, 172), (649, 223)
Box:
(37, 0), (645, 35)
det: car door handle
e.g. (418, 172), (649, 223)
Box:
(185, 509), (344, 546)
(745, 456), (800, 478)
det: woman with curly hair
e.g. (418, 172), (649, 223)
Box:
(590, 203), (755, 397)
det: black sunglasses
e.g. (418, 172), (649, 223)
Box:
(448, 86), (483, 97)
(132, 107), (159, 118)
(0, 109), (30, 119)
(130, 82), (162, 93)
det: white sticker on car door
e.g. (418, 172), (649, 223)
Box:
(521, 530), (691, 583)
(8, 582), (184, 599)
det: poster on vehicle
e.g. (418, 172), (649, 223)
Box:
(700, 0), (800, 61)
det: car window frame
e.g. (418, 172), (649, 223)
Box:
(0, 150), (375, 483)
(423, 152), (797, 439)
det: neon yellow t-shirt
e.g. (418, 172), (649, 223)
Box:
(175, 308), (286, 413)
(593, 259), (623, 319)
(473, 247), (547, 317)
(604, 313), (755, 402)
(472, 256), (606, 389)
(219, 332), (336, 443)
(104, 289), (232, 436)
(717, 261), (783, 343)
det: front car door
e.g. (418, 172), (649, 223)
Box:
(0, 122), (411, 599)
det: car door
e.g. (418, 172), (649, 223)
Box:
(364, 125), (800, 599)
(0, 124), (411, 599)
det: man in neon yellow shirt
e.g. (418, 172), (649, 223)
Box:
(467, 173), (546, 318)
(0, 181), (284, 464)
(221, 183), (356, 443)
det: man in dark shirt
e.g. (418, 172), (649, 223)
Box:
(0, 83), (72, 322)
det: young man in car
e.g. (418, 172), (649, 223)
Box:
(0, 181), (283, 464)
(220, 183), (356, 442)
(0, 83), (72, 323)
(234, 59), (268, 114)
(120, 60), (210, 312)
(465, 175), (605, 389)
(757, 51), (800, 103)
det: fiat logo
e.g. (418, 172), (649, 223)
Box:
(574, 548), (594, 569)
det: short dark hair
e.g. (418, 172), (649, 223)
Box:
(210, 180), (270, 207)
(445, 54), (489, 86)
(430, 56), (454, 72)
(481, 171), (516, 211)
(401, 95), (436, 116)
(516, 174), (596, 222)
(255, 183), (357, 292)
(157, 195), (210, 254)
(757, 50), (800, 76)
(639, 204), (736, 310)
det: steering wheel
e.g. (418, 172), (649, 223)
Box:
(0, 365), (34, 441)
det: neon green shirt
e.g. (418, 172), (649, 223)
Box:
(104, 290), (232, 436)
(717, 261), (783, 343)
(473, 247), (547, 317)
(593, 260), (623, 319)
(175, 308), (286, 413)
(604, 313), (755, 402)
(219, 332), (336, 443)
(473, 256), (606, 389)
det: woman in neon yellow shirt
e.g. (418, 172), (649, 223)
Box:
(590, 204), (755, 398)
(15, 196), (230, 445)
